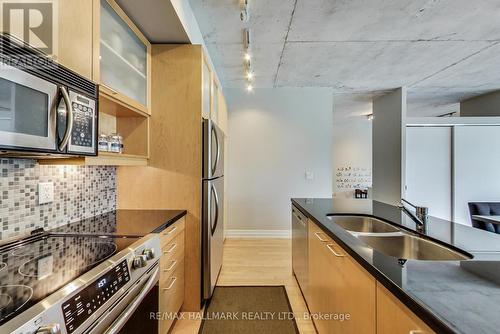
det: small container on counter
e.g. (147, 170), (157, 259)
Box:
(98, 134), (110, 152)
(109, 133), (123, 154)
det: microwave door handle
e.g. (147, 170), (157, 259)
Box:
(58, 86), (73, 151)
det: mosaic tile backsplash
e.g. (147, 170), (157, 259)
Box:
(0, 159), (116, 240)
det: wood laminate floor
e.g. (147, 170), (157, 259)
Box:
(170, 238), (316, 334)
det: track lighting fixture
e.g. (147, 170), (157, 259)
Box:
(240, 0), (250, 22)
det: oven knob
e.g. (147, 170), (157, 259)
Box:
(132, 255), (147, 269)
(36, 323), (61, 334)
(143, 248), (155, 260)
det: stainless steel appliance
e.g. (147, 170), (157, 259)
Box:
(0, 34), (98, 157)
(0, 222), (161, 334)
(202, 118), (224, 301)
(292, 205), (308, 296)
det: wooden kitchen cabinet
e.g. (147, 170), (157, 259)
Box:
(202, 56), (212, 120)
(57, 0), (94, 79)
(159, 217), (185, 334)
(211, 80), (219, 124)
(118, 44), (228, 311)
(0, 0), (93, 79)
(40, 0), (151, 167)
(308, 222), (376, 334)
(308, 222), (334, 333)
(377, 283), (435, 334)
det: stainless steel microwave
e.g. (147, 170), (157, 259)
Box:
(0, 34), (98, 157)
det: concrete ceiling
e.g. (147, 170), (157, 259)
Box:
(189, 0), (500, 116)
(117, 0), (190, 43)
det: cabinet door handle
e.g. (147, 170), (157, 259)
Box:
(163, 260), (177, 272)
(327, 244), (345, 257)
(315, 232), (328, 242)
(163, 243), (177, 254)
(162, 277), (177, 291)
(163, 226), (177, 236)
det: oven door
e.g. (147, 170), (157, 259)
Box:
(85, 264), (159, 334)
(0, 63), (59, 152)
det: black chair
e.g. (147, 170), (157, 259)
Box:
(468, 202), (500, 234)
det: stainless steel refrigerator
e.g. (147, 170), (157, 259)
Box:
(202, 118), (225, 300)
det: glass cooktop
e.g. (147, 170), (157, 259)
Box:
(0, 234), (139, 326)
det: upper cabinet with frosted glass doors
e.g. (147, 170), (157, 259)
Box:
(94, 0), (151, 115)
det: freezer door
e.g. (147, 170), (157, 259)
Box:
(203, 119), (225, 179)
(202, 176), (224, 299)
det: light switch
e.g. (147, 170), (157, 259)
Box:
(38, 182), (54, 205)
(305, 171), (314, 180)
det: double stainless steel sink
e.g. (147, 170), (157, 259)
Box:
(327, 215), (472, 261)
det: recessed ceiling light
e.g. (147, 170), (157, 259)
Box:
(244, 52), (251, 62)
(246, 71), (254, 81)
(246, 84), (253, 92)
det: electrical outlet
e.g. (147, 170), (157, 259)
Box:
(305, 171), (314, 180)
(37, 255), (54, 279)
(38, 182), (54, 205)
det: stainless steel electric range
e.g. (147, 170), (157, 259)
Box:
(0, 212), (163, 334)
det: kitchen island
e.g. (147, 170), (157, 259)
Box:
(292, 198), (500, 334)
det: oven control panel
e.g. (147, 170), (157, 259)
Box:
(61, 260), (130, 334)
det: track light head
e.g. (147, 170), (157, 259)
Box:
(240, 0), (250, 22)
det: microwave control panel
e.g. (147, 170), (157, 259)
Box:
(61, 260), (130, 334)
(68, 91), (96, 154)
(71, 101), (94, 147)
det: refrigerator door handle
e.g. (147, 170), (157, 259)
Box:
(211, 184), (219, 236)
(211, 126), (220, 176)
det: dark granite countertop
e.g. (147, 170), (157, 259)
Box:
(49, 209), (187, 236)
(291, 198), (500, 334)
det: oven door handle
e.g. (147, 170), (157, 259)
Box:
(104, 267), (159, 334)
(58, 86), (74, 151)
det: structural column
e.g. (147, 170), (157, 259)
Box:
(372, 87), (407, 205)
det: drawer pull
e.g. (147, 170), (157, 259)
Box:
(314, 232), (328, 242)
(163, 226), (178, 236)
(162, 277), (177, 291)
(163, 243), (177, 254)
(163, 260), (177, 271)
(326, 244), (345, 257)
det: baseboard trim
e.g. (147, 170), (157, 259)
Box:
(225, 229), (291, 239)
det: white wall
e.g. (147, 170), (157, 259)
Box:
(404, 123), (500, 225)
(454, 126), (500, 225)
(225, 88), (333, 234)
(332, 118), (372, 198)
(405, 126), (452, 220)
